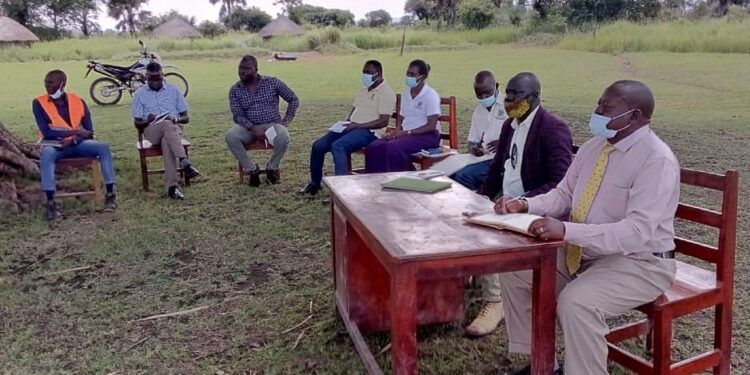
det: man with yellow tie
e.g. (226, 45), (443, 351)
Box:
(495, 80), (679, 375)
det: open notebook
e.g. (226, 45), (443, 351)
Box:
(464, 213), (542, 236)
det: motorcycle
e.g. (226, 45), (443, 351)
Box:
(85, 40), (189, 106)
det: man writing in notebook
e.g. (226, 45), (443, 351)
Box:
(34, 70), (117, 220)
(225, 55), (300, 186)
(464, 72), (573, 337)
(132, 62), (200, 200)
(299, 60), (396, 197)
(450, 70), (507, 191)
(496, 80), (679, 375)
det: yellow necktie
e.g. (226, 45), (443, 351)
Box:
(566, 144), (616, 274)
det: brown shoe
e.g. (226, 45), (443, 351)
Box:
(465, 301), (504, 337)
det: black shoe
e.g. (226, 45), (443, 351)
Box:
(103, 193), (117, 212)
(298, 183), (320, 196)
(45, 200), (61, 221)
(266, 169), (280, 185)
(168, 186), (185, 200)
(509, 365), (562, 375)
(180, 159), (201, 180)
(248, 167), (261, 187)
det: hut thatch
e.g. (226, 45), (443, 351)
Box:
(258, 15), (305, 39)
(151, 17), (201, 39)
(0, 16), (39, 45)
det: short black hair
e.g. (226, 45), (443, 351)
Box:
(408, 59), (430, 78)
(365, 60), (383, 74)
(474, 70), (495, 85)
(146, 62), (162, 73)
(46, 69), (67, 82)
(241, 55), (258, 65)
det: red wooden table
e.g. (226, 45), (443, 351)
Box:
(324, 173), (562, 375)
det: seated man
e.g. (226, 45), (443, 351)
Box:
(299, 60), (396, 196)
(365, 59), (441, 173)
(465, 72), (573, 337)
(225, 55), (300, 187)
(497, 80), (679, 375)
(451, 70), (507, 191)
(132, 62), (199, 200)
(33, 69), (117, 220)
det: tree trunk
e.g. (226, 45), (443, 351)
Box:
(0, 121), (42, 213)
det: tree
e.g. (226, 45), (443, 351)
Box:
(208, 0), (246, 19)
(405, 0), (435, 23)
(364, 9), (392, 27)
(0, 121), (42, 213)
(273, 0), (301, 16)
(198, 20), (226, 38)
(289, 4), (354, 27)
(460, 0), (495, 29)
(223, 6), (271, 31)
(106, 0), (150, 36)
(566, 0), (660, 24)
(1, 0), (47, 26)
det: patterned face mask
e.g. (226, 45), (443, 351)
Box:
(505, 99), (531, 119)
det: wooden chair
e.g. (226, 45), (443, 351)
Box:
(136, 130), (191, 192)
(236, 138), (280, 184)
(349, 94), (459, 173)
(606, 168), (739, 375)
(55, 157), (104, 203)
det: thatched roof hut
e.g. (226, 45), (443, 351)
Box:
(0, 16), (39, 45)
(258, 15), (304, 39)
(151, 17), (201, 39)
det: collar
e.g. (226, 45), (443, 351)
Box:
(612, 124), (652, 152)
(408, 83), (430, 100)
(365, 80), (385, 93)
(511, 105), (540, 130)
(148, 84), (167, 93)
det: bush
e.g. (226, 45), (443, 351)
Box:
(307, 28), (341, 50)
(524, 12), (567, 34)
(198, 21), (227, 39)
(726, 4), (750, 22)
(224, 6), (272, 32)
(460, 0), (495, 30)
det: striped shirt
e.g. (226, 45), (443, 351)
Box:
(229, 76), (300, 129)
(131, 83), (188, 119)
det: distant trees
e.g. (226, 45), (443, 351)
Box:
(141, 9), (196, 33)
(208, 0), (246, 19)
(0, 0), (101, 37)
(273, 0), (302, 16)
(459, 0), (495, 29)
(223, 6), (271, 31)
(198, 20), (227, 38)
(106, 0), (150, 36)
(363, 9), (392, 27)
(290, 4), (354, 27)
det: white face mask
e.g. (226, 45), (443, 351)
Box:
(50, 85), (65, 100)
(588, 109), (635, 139)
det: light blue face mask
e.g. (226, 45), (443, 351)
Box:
(362, 73), (377, 87)
(405, 75), (421, 88)
(588, 109), (635, 139)
(478, 92), (497, 108)
(50, 86), (64, 100)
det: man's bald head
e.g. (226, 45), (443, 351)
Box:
(507, 72), (540, 97)
(607, 80), (655, 119)
(474, 70), (498, 99)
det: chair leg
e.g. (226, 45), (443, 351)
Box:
(714, 303), (733, 375)
(139, 152), (150, 192)
(91, 160), (104, 204)
(652, 310), (673, 374)
(238, 162), (244, 184)
(183, 146), (191, 187)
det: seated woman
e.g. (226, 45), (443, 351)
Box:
(365, 59), (441, 173)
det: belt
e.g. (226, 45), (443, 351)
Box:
(653, 250), (675, 259)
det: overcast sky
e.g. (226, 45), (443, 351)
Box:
(97, 0), (408, 30)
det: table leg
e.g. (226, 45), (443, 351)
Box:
(531, 249), (557, 374)
(390, 264), (418, 375)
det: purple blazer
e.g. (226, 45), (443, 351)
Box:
(478, 106), (573, 199)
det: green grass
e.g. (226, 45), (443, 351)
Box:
(560, 19), (750, 53)
(1, 46), (749, 373)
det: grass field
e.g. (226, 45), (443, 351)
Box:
(0, 45), (749, 374)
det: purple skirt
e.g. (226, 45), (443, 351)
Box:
(365, 131), (440, 173)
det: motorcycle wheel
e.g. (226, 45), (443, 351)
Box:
(89, 77), (123, 106)
(165, 72), (189, 97)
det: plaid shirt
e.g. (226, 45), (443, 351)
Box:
(131, 83), (188, 119)
(228, 76), (299, 129)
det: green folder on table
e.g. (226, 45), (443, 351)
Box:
(381, 177), (452, 194)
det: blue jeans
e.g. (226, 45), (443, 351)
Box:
(40, 140), (116, 192)
(451, 159), (492, 191)
(309, 128), (376, 186)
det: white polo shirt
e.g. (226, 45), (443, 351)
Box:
(467, 96), (508, 153)
(400, 84), (441, 132)
(502, 106), (540, 198)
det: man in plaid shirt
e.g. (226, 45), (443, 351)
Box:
(225, 55), (300, 186)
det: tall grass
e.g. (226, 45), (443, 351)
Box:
(559, 19), (750, 53)
(343, 27), (521, 50)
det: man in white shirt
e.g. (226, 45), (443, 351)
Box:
(465, 72), (573, 337)
(452, 71), (508, 190)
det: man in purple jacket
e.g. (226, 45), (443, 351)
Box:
(465, 72), (573, 337)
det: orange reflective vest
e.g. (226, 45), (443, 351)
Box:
(36, 92), (85, 140)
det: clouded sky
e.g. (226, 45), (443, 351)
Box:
(98, 0), (408, 30)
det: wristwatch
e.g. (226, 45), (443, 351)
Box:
(518, 197), (529, 211)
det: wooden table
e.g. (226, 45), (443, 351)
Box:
(325, 173), (562, 375)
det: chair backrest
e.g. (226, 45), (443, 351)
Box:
(675, 169), (739, 285)
(392, 94), (459, 150)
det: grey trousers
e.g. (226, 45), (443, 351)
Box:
(499, 249), (676, 375)
(144, 120), (186, 188)
(479, 273), (503, 303)
(225, 123), (290, 171)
